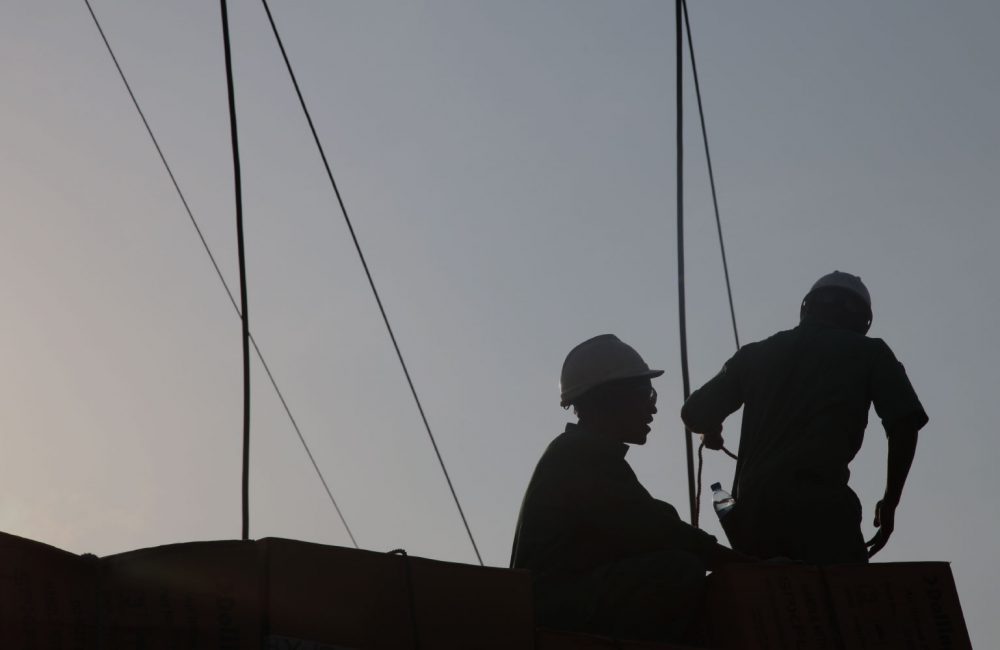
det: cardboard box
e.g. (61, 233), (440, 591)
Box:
(0, 532), (98, 650)
(407, 550), (534, 648)
(703, 565), (842, 649)
(264, 537), (534, 650)
(264, 539), (410, 649)
(825, 562), (972, 650)
(100, 540), (263, 649)
(704, 563), (972, 650)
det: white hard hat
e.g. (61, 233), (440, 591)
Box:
(807, 270), (871, 310)
(559, 334), (664, 407)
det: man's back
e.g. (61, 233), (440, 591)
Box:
(684, 321), (925, 498)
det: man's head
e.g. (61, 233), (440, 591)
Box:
(559, 334), (663, 444)
(800, 270), (873, 334)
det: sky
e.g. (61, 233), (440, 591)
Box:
(1, 0), (997, 644)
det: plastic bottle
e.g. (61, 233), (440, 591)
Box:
(711, 482), (736, 520)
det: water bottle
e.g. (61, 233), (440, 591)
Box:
(711, 482), (736, 520)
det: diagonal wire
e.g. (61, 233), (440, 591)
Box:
(82, 0), (358, 548)
(682, 0), (740, 350)
(259, 0), (484, 566)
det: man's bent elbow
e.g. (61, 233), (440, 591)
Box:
(680, 399), (718, 435)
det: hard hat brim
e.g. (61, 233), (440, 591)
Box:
(560, 368), (665, 407)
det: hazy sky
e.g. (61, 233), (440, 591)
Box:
(1, 0), (997, 644)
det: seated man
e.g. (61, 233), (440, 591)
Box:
(511, 334), (753, 643)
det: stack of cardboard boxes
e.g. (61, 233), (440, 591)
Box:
(0, 532), (533, 649)
(0, 532), (972, 649)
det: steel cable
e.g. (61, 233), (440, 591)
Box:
(679, 0), (742, 527)
(682, 0), (740, 350)
(82, 0), (358, 548)
(259, 0), (483, 565)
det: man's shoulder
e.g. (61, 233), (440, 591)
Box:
(539, 425), (623, 466)
(542, 428), (576, 455)
(793, 323), (892, 352)
(826, 329), (897, 360)
(735, 328), (797, 359)
(758, 328), (799, 346)
(863, 335), (895, 354)
(545, 425), (603, 452)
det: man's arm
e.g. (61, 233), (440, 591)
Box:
(866, 341), (928, 558)
(590, 491), (756, 569)
(866, 424), (919, 558)
(681, 356), (744, 448)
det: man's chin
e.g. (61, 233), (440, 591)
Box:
(628, 430), (650, 445)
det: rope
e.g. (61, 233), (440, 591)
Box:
(82, 0), (358, 547)
(218, 0), (253, 542)
(259, 0), (483, 566)
(694, 443), (705, 528)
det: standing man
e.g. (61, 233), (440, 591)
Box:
(682, 271), (928, 564)
(512, 334), (753, 643)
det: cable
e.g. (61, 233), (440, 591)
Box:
(218, 0), (253, 542)
(250, 334), (359, 547)
(680, 0), (743, 528)
(259, 0), (483, 566)
(82, 0), (358, 548)
(676, 0), (698, 526)
(682, 0), (740, 350)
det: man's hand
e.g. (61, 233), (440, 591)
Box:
(700, 428), (724, 451)
(865, 499), (897, 558)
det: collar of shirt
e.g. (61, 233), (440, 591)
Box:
(564, 422), (629, 458)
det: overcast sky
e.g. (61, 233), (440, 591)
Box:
(1, 0), (997, 644)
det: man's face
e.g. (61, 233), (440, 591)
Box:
(604, 378), (658, 444)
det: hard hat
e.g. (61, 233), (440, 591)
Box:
(806, 270), (871, 310)
(559, 334), (664, 407)
(802, 270), (873, 332)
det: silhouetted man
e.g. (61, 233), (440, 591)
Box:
(511, 334), (753, 643)
(682, 272), (927, 564)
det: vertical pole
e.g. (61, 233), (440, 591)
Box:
(676, 0), (697, 525)
(219, 0), (252, 541)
